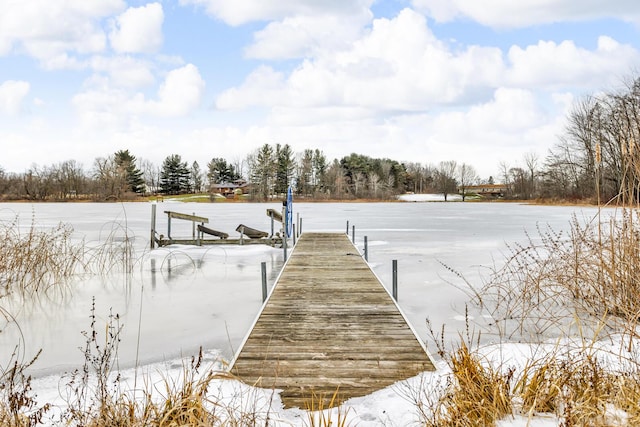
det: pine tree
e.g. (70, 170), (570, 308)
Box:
(249, 144), (275, 200)
(160, 154), (191, 194)
(275, 143), (295, 195)
(312, 149), (327, 193)
(207, 158), (239, 184)
(114, 149), (145, 194)
(296, 149), (313, 196)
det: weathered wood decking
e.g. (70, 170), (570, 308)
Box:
(230, 232), (435, 408)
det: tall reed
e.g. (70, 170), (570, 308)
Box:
(0, 214), (82, 298)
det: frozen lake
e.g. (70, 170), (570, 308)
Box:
(0, 200), (601, 378)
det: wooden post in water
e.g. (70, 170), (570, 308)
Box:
(192, 212), (196, 240)
(150, 204), (157, 249)
(270, 211), (275, 237)
(352, 225), (355, 243)
(283, 233), (288, 261)
(299, 217), (303, 235)
(364, 236), (368, 262)
(261, 262), (267, 302)
(283, 201), (288, 260)
(293, 224), (296, 245)
(392, 259), (398, 301)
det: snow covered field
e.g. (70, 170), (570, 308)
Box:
(1, 200), (623, 426)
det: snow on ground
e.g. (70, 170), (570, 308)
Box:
(398, 193), (463, 202)
(29, 340), (584, 426)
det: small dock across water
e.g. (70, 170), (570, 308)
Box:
(230, 232), (435, 408)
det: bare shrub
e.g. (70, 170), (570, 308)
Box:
(477, 208), (640, 342)
(62, 298), (126, 427)
(0, 348), (50, 427)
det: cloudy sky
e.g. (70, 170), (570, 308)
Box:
(1, 0), (640, 178)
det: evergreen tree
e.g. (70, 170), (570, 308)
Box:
(296, 149), (314, 196)
(114, 149), (145, 194)
(312, 149), (327, 194)
(275, 143), (295, 194)
(249, 144), (275, 200)
(207, 157), (239, 184)
(160, 154), (191, 194)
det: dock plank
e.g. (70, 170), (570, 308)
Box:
(229, 232), (435, 408)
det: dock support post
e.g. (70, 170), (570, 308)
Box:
(150, 204), (157, 249)
(346, 220), (349, 235)
(192, 212), (196, 240)
(261, 262), (267, 302)
(392, 259), (398, 301)
(296, 213), (300, 238)
(352, 225), (355, 243)
(270, 211), (275, 237)
(293, 224), (296, 245)
(167, 215), (172, 241)
(364, 236), (368, 262)
(299, 218), (302, 235)
(283, 231), (288, 261)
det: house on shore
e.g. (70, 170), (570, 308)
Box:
(462, 184), (507, 198)
(210, 180), (250, 198)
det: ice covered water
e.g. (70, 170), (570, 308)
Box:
(0, 201), (601, 377)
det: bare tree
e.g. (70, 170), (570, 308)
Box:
(435, 160), (458, 201)
(523, 152), (539, 199)
(457, 163), (478, 201)
(92, 156), (127, 200)
(139, 158), (161, 195)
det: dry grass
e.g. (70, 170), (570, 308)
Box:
(304, 388), (353, 427)
(435, 342), (513, 427)
(0, 214), (83, 298)
(0, 212), (141, 300)
(516, 351), (618, 426)
(426, 190), (640, 426)
(58, 302), (251, 427)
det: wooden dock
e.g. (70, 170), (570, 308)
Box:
(229, 232), (435, 408)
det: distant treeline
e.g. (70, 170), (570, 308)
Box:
(3, 78), (640, 203)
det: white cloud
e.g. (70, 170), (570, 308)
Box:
(218, 9), (506, 112)
(507, 36), (640, 89)
(0, 80), (30, 115)
(179, 0), (373, 26)
(216, 65), (287, 110)
(109, 3), (164, 54)
(433, 88), (548, 138)
(245, 11), (371, 60)
(73, 64), (205, 129)
(90, 56), (156, 88)
(217, 5), (640, 124)
(144, 64), (205, 116)
(411, 0), (640, 28)
(0, 0), (125, 65)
